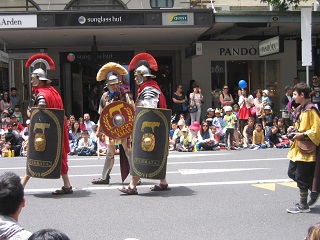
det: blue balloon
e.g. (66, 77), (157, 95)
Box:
(238, 80), (247, 89)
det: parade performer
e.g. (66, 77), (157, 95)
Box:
(21, 54), (73, 195)
(119, 52), (171, 195)
(92, 62), (134, 184)
(286, 82), (320, 213)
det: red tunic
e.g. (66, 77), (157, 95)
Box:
(34, 86), (70, 174)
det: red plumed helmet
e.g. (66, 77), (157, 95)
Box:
(128, 52), (158, 72)
(26, 54), (55, 70)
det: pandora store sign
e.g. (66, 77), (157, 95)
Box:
(258, 36), (284, 57)
(219, 47), (258, 56)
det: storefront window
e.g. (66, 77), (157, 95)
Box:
(265, 60), (280, 113)
(0, 63), (9, 93)
(150, 0), (174, 8)
(0, 0), (39, 11)
(211, 60), (278, 108)
(66, 0), (126, 10)
(10, 59), (30, 123)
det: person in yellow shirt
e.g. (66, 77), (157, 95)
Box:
(249, 123), (266, 149)
(286, 82), (320, 214)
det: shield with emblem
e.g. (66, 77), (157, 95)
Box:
(27, 108), (64, 179)
(99, 101), (134, 140)
(131, 107), (171, 179)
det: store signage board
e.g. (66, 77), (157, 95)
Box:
(301, 8), (312, 66)
(162, 13), (194, 25)
(55, 13), (144, 26)
(0, 15), (37, 28)
(258, 36), (284, 57)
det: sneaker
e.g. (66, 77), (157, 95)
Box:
(286, 203), (310, 213)
(308, 192), (320, 208)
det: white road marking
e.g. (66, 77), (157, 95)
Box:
(178, 168), (270, 175)
(24, 178), (293, 194)
(0, 157), (287, 171)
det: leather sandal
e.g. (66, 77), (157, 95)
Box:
(52, 186), (73, 195)
(150, 183), (171, 191)
(91, 178), (110, 184)
(118, 186), (138, 195)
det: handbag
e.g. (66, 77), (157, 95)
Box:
(298, 139), (317, 154)
(189, 105), (198, 113)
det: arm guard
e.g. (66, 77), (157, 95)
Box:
(136, 87), (160, 108)
(35, 94), (46, 107)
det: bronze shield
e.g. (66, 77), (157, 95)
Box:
(99, 101), (134, 140)
(27, 108), (64, 179)
(131, 107), (171, 179)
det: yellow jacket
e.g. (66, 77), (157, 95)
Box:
(287, 108), (320, 162)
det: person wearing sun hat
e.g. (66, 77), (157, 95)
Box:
(177, 126), (194, 152)
(262, 89), (271, 106)
(189, 121), (201, 132)
(262, 105), (277, 135)
(189, 121), (201, 148)
(223, 105), (237, 150)
(211, 108), (224, 138)
(206, 108), (215, 127)
(169, 119), (186, 150)
(1, 109), (11, 130)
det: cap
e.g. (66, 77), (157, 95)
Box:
(264, 105), (272, 110)
(262, 89), (269, 96)
(12, 123), (17, 126)
(2, 109), (9, 114)
(26, 119), (30, 124)
(207, 108), (214, 113)
(181, 126), (189, 132)
(189, 121), (201, 132)
(224, 106), (232, 112)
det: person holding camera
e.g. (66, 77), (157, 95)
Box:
(286, 82), (320, 214)
(0, 91), (12, 114)
(189, 84), (203, 123)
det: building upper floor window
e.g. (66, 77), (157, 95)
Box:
(0, 0), (39, 11)
(66, 0), (126, 10)
(150, 0), (174, 8)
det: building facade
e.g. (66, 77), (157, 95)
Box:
(0, 0), (319, 121)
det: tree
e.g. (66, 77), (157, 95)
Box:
(260, 0), (308, 11)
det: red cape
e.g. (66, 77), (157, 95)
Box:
(34, 86), (70, 173)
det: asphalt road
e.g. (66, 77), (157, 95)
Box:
(1, 148), (319, 240)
